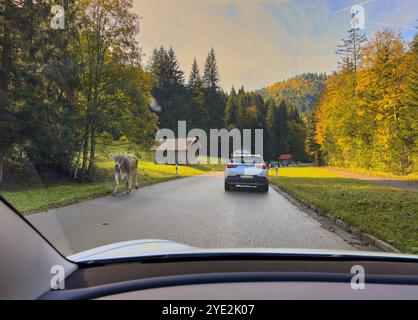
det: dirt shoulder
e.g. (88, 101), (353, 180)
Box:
(324, 168), (418, 191)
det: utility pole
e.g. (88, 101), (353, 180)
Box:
(353, 12), (357, 73)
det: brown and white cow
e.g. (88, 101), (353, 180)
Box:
(113, 154), (139, 195)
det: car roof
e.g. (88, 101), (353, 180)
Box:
(230, 155), (264, 162)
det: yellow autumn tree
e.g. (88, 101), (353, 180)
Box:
(315, 29), (417, 175)
(356, 30), (414, 174)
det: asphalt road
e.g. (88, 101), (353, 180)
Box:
(28, 173), (355, 256)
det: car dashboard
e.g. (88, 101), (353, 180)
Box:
(40, 255), (418, 300)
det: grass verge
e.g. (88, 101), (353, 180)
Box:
(0, 160), (224, 215)
(326, 166), (418, 181)
(269, 167), (418, 254)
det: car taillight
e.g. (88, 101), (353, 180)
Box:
(227, 164), (238, 168)
(257, 164), (268, 169)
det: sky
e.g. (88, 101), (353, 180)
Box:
(133, 0), (418, 91)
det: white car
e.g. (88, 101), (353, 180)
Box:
(225, 154), (269, 192)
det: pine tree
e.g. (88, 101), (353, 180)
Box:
(305, 112), (322, 165)
(187, 58), (208, 130)
(265, 100), (289, 160)
(224, 87), (239, 128)
(149, 46), (184, 88)
(147, 47), (164, 86)
(167, 46), (185, 84)
(188, 58), (202, 88)
(236, 86), (249, 129)
(336, 19), (367, 73)
(277, 100), (290, 154)
(203, 48), (224, 127)
(148, 46), (187, 132)
(203, 48), (220, 91)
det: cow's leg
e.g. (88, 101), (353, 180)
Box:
(113, 172), (119, 196)
(126, 175), (132, 194)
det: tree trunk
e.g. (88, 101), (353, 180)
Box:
(0, 2), (12, 179)
(72, 150), (82, 180)
(88, 127), (96, 178)
(80, 121), (90, 180)
(0, 154), (4, 184)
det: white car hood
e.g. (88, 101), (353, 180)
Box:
(67, 239), (418, 263)
(68, 239), (195, 262)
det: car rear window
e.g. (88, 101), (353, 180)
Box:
(232, 156), (264, 164)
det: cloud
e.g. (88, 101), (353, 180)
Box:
(133, 0), (416, 90)
(330, 0), (376, 14)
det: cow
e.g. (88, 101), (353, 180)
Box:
(113, 153), (139, 195)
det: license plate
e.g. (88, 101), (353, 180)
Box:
(241, 175), (253, 179)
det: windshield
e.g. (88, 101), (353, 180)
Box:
(232, 156), (264, 165)
(0, 0), (417, 260)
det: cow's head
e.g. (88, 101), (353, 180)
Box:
(114, 154), (124, 171)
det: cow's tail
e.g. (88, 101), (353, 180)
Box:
(134, 156), (139, 190)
